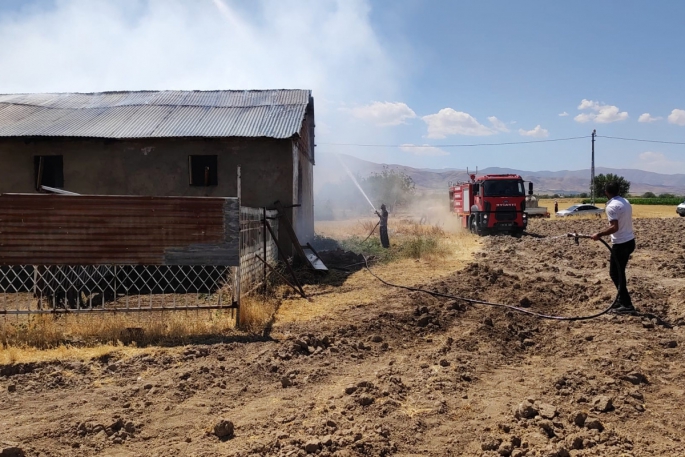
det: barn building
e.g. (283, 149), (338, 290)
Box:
(0, 89), (315, 250)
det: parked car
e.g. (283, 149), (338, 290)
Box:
(677, 201), (685, 217)
(555, 204), (605, 217)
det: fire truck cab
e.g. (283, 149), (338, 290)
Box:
(449, 174), (532, 235)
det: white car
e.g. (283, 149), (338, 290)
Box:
(556, 204), (605, 217)
(677, 201), (685, 217)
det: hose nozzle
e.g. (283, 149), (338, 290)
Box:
(567, 232), (590, 245)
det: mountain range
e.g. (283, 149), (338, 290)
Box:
(315, 153), (685, 196)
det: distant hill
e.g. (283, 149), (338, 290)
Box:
(315, 153), (685, 195)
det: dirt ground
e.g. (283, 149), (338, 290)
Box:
(2, 217), (685, 457)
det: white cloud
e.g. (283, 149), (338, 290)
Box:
(348, 101), (416, 126)
(558, 112), (569, 117)
(518, 125), (549, 138)
(399, 144), (448, 156)
(487, 116), (510, 132)
(638, 113), (662, 123)
(573, 113), (593, 123)
(577, 99), (599, 110)
(636, 151), (685, 174)
(574, 99), (628, 124)
(668, 109), (685, 126)
(422, 108), (496, 138)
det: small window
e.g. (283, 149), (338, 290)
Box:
(188, 155), (218, 186)
(34, 155), (64, 189)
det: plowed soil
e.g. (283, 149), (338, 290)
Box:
(2, 218), (685, 457)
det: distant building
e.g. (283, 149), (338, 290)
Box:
(0, 89), (315, 248)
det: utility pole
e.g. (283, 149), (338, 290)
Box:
(591, 129), (596, 205)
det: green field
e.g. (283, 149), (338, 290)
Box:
(581, 197), (684, 205)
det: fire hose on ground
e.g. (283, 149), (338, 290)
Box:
(362, 232), (668, 323)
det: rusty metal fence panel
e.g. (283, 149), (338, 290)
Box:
(0, 194), (240, 266)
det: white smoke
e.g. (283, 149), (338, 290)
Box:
(0, 0), (400, 144)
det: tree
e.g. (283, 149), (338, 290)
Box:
(658, 193), (676, 199)
(579, 192), (589, 198)
(592, 173), (630, 197)
(361, 166), (416, 212)
(642, 191), (656, 198)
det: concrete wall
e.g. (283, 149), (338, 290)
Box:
(0, 136), (291, 205)
(0, 136), (316, 253)
(293, 143), (315, 244)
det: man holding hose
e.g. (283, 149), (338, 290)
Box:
(375, 204), (390, 248)
(591, 182), (636, 314)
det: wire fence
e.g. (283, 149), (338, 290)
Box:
(0, 264), (235, 315)
(239, 207), (279, 297)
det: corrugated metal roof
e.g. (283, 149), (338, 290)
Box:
(0, 90), (311, 139)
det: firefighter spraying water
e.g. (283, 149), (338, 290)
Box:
(375, 204), (389, 248)
(334, 153), (393, 248)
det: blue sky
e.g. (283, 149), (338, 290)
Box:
(1, 0), (684, 173)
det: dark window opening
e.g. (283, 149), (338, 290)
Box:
(189, 155), (218, 187)
(34, 155), (64, 189)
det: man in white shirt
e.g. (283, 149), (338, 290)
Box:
(591, 182), (636, 314)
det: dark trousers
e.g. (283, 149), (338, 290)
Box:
(610, 238), (635, 307)
(380, 226), (389, 248)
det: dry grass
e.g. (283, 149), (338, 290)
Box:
(316, 213), (463, 240)
(0, 310), (238, 351)
(628, 205), (681, 219)
(538, 198), (679, 219)
(0, 297), (281, 364)
(238, 294), (280, 334)
(0, 342), (147, 365)
(276, 227), (480, 324)
(358, 219), (379, 234)
(393, 218), (448, 237)
(316, 217), (378, 239)
(319, 215), (456, 260)
(397, 234), (449, 261)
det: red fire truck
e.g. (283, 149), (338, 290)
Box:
(449, 173), (533, 235)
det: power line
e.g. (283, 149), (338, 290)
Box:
(597, 135), (685, 145)
(318, 136), (590, 148)
(317, 134), (685, 149)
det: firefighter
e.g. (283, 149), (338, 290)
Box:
(375, 204), (390, 248)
